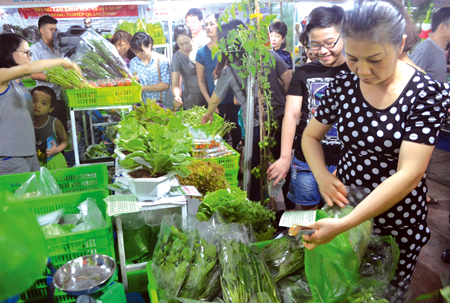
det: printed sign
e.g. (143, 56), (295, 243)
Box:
(18, 5), (138, 19)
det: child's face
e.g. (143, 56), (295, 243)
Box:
(33, 91), (53, 116)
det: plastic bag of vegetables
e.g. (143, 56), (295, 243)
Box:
(14, 167), (62, 198)
(152, 214), (221, 302)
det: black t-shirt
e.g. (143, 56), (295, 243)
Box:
(287, 60), (350, 165)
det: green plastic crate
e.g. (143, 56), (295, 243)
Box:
(224, 169), (239, 185)
(18, 189), (115, 303)
(66, 82), (142, 108)
(146, 240), (272, 303)
(202, 143), (240, 171)
(128, 269), (149, 293)
(0, 164), (108, 194)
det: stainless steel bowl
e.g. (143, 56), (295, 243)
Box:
(53, 254), (116, 296)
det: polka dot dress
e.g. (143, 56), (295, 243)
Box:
(315, 71), (449, 290)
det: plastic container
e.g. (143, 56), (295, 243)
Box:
(202, 142), (240, 171)
(123, 170), (176, 201)
(268, 178), (286, 198)
(0, 164), (108, 194)
(18, 189), (115, 303)
(66, 82), (142, 108)
(128, 269), (149, 293)
(22, 79), (36, 88)
(224, 169), (239, 185)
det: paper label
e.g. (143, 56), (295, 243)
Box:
(104, 195), (141, 216)
(279, 211), (316, 228)
(169, 186), (202, 197)
(107, 181), (129, 193)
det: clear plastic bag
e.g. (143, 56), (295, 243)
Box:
(276, 275), (313, 303)
(71, 197), (107, 232)
(80, 29), (133, 79)
(36, 208), (65, 226)
(41, 223), (75, 238)
(152, 213), (221, 302)
(14, 167), (63, 198)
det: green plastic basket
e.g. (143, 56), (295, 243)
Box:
(128, 269), (149, 293)
(224, 169), (239, 185)
(202, 143), (240, 171)
(146, 240), (272, 303)
(18, 189), (115, 303)
(0, 164), (108, 194)
(66, 82), (142, 108)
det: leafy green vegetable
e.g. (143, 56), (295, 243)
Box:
(219, 239), (279, 303)
(276, 275), (313, 303)
(177, 106), (222, 128)
(152, 222), (220, 302)
(84, 142), (112, 159)
(343, 288), (388, 303)
(46, 66), (94, 89)
(178, 160), (229, 199)
(197, 187), (276, 241)
(260, 236), (305, 282)
(132, 100), (174, 126)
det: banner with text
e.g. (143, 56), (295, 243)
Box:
(19, 5), (138, 19)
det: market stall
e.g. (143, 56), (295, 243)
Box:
(1, 0), (447, 302)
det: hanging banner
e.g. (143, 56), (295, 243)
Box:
(18, 5), (138, 19)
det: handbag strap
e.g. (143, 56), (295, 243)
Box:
(156, 54), (163, 101)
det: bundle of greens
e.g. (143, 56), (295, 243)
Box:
(152, 220), (221, 302)
(196, 187), (276, 241)
(46, 66), (94, 89)
(78, 51), (120, 80)
(276, 275), (313, 303)
(116, 19), (164, 37)
(79, 29), (132, 79)
(153, 224), (194, 299)
(117, 116), (192, 178)
(260, 236), (305, 282)
(210, 120), (237, 138)
(178, 160), (229, 199)
(177, 106), (221, 128)
(342, 289), (388, 303)
(219, 239), (279, 303)
(84, 142), (112, 159)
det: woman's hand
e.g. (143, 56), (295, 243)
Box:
(62, 58), (82, 75)
(302, 218), (345, 250)
(267, 157), (290, 185)
(201, 112), (214, 125)
(174, 97), (183, 108)
(317, 172), (349, 207)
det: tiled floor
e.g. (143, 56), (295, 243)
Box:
(410, 148), (450, 301)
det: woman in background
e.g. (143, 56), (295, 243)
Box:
(171, 25), (206, 110)
(111, 30), (136, 68)
(270, 21), (293, 69)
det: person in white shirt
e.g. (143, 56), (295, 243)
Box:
(185, 8), (210, 49)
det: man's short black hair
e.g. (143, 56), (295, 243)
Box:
(432, 7), (450, 32)
(38, 15), (58, 29)
(186, 8), (203, 21)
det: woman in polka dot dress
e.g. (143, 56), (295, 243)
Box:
(301, 0), (449, 293)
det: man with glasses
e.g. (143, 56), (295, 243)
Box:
(30, 15), (67, 132)
(268, 6), (349, 211)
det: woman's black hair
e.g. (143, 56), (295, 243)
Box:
(299, 30), (309, 48)
(111, 30), (136, 60)
(130, 32), (154, 53)
(0, 33), (27, 68)
(214, 20), (248, 79)
(304, 6), (345, 35)
(269, 21), (288, 49)
(205, 13), (220, 22)
(31, 86), (57, 109)
(388, 0), (419, 53)
(173, 25), (192, 52)
(341, 0), (405, 47)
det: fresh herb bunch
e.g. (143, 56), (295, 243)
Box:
(152, 224), (194, 299)
(196, 187), (276, 241)
(152, 223), (221, 302)
(177, 106), (221, 127)
(210, 120), (237, 138)
(46, 66), (94, 89)
(79, 51), (119, 80)
(178, 160), (229, 199)
(260, 236), (305, 282)
(219, 239), (280, 303)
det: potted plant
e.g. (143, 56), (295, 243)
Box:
(116, 114), (192, 200)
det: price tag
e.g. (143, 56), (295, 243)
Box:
(169, 186), (202, 197)
(104, 195), (141, 216)
(279, 211), (316, 228)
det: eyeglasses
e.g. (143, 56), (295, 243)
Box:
(308, 35), (341, 51)
(15, 49), (32, 58)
